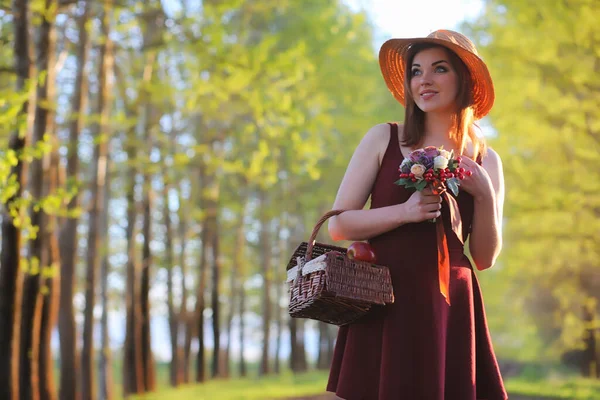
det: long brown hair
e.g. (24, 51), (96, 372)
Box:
(401, 43), (486, 159)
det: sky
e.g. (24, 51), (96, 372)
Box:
(346, 0), (485, 40)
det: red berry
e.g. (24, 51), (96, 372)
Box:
(411, 178), (417, 182)
(456, 156), (462, 163)
(458, 173), (464, 180)
(466, 170), (473, 177)
(409, 173), (415, 178)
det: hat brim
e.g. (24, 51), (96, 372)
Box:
(379, 37), (494, 120)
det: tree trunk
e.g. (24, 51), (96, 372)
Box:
(39, 145), (60, 400)
(177, 201), (191, 383)
(317, 322), (330, 370)
(297, 320), (308, 372)
(194, 211), (210, 382)
(225, 202), (247, 378)
(57, 0), (90, 399)
(122, 129), (143, 396)
(224, 255), (235, 379)
(81, 0), (113, 396)
(194, 229), (209, 383)
(0, 0), (32, 398)
(582, 303), (599, 378)
(99, 162), (114, 400)
(182, 313), (194, 383)
(193, 163), (211, 382)
(97, 5), (115, 398)
(138, 9), (162, 390)
(211, 214), (222, 378)
(21, 2), (57, 398)
(122, 15), (159, 393)
(140, 164), (156, 391)
(259, 190), (272, 376)
(289, 216), (307, 373)
(289, 318), (298, 372)
(274, 220), (285, 375)
(238, 277), (247, 377)
(290, 319), (308, 373)
(164, 177), (181, 386)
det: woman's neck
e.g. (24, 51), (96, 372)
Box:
(423, 112), (455, 144)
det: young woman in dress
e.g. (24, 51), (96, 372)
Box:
(326, 30), (507, 400)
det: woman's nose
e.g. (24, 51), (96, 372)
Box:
(419, 70), (433, 85)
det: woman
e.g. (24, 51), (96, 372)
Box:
(326, 30), (507, 400)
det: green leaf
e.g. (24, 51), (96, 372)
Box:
(446, 178), (459, 196)
(415, 179), (428, 191)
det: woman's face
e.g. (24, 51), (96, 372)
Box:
(409, 46), (459, 115)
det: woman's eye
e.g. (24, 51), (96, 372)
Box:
(411, 69), (421, 76)
(435, 66), (448, 73)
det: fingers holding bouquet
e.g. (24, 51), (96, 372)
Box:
(456, 155), (493, 199)
(402, 187), (442, 223)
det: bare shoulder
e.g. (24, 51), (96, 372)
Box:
(362, 122), (393, 143)
(360, 122), (399, 164)
(481, 147), (503, 171)
(481, 147), (504, 195)
(331, 122), (398, 213)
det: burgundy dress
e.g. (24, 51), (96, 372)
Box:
(326, 123), (507, 400)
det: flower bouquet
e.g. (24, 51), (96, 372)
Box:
(395, 146), (471, 197)
(394, 146), (473, 306)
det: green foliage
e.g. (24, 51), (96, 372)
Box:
(465, 0), (600, 361)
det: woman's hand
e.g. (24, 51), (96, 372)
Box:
(401, 187), (443, 223)
(458, 156), (494, 200)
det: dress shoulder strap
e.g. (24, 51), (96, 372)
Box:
(387, 122), (399, 147)
(386, 122), (403, 161)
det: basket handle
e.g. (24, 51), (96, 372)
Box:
(306, 209), (346, 261)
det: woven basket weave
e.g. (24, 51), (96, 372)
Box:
(286, 210), (395, 326)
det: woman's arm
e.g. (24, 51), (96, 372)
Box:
(328, 124), (442, 241)
(460, 149), (505, 270)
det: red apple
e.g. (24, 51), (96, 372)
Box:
(347, 242), (377, 263)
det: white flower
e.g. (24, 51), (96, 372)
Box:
(434, 155), (449, 170)
(439, 149), (451, 159)
(410, 163), (426, 179)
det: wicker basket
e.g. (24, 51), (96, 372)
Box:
(286, 210), (395, 326)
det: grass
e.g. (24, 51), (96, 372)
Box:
(506, 376), (600, 400)
(130, 370), (329, 400)
(126, 368), (600, 400)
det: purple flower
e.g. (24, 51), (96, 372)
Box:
(400, 158), (412, 174)
(407, 147), (439, 170)
(423, 146), (439, 158)
(408, 149), (426, 163)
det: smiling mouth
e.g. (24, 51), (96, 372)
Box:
(420, 91), (438, 100)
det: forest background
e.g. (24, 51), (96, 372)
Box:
(0, 0), (599, 399)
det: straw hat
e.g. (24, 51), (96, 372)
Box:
(378, 29), (494, 120)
